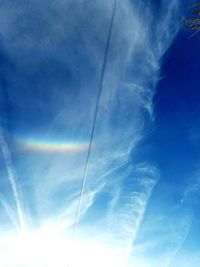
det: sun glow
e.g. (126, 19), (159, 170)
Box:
(0, 223), (127, 267)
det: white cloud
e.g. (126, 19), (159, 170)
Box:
(0, 0), (182, 265)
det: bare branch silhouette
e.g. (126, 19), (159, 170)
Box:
(183, 2), (200, 34)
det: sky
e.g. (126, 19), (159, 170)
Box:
(0, 0), (200, 266)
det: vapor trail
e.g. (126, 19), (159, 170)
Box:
(71, 0), (117, 244)
(0, 197), (19, 229)
(0, 126), (26, 230)
(124, 178), (157, 266)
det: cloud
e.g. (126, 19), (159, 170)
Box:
(128, 212), (191, 267)
(0, 0), (181, 265)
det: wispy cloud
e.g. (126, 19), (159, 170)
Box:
(0, 0), (182, 265)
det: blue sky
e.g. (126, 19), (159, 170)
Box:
(0, 0), (200, 266)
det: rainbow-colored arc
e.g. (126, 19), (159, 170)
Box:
(16, 137), (88, 153)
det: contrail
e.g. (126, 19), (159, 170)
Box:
(67, 1), (117, 266)
(0, 126), (26, 230)
(0, 197), (19, 229)
(124, 178), (157, 266)
(71, 0), (117, 243)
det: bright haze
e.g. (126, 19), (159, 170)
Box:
(0, 0), (199, 266)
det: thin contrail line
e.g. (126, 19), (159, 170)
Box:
(0, 126), (26, 230)
(0, 197), (19, 229)
(71, 0), (117, 244)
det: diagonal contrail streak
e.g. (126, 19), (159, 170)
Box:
(0, 197), (19, 229)
(71, 0), (117, 246)
(0, 126), (26, 230)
